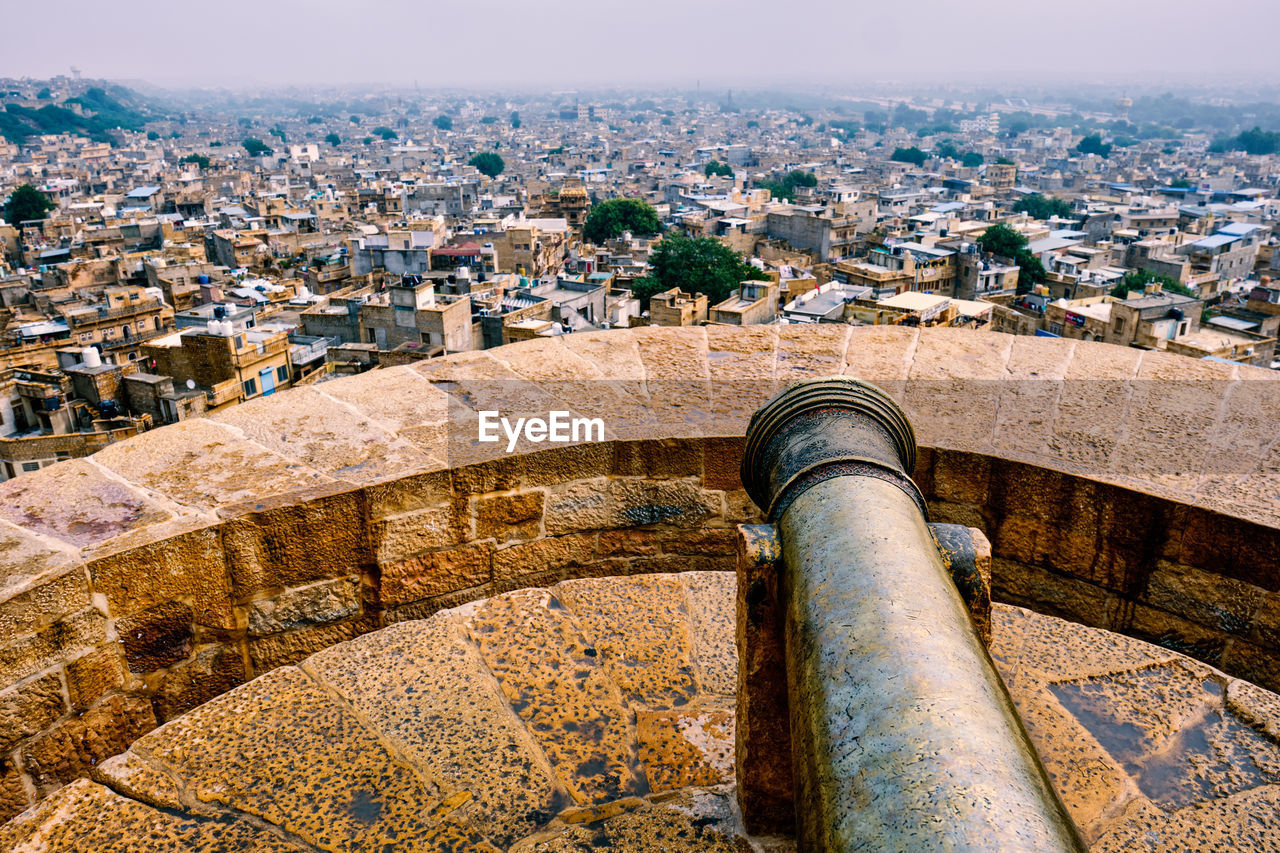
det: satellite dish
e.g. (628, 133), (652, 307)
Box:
(186, 379), (196, 390)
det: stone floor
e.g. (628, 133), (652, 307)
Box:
(4, 572), (1280, 852)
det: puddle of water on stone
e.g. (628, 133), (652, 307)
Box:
(1050, 669), (1280, 810)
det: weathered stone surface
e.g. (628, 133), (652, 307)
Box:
(636, 710), (734, 792)
(20, 694), (155, 793)
(116, 599), (194, 672)
(544, 477), (719, 536)
(491, 533), (597, 588)
(681, 571), (738, 698)
(0, 608), (107, 687)
(222, 489), (368, 600)
(380, 542), (492, 607)
(307, 617), (564, 847)
(0, 761), (31, 824)
(0, 563), (88, 640)
(0, 460), (175, 549)
(248, 617), (370, 673)
(0, 673), (67, 753)
(63, 647), (127, 713)
(91, 751), (185, 810)
(150, 643), (247, 722)
(87, 524), (233, 629)
(0, 779), (310, 852)
(510, 788), (749, 852)
(214, 386), (435, 485)
(92, 417), (332, 513)
(554, 574), (697, 708)
(466, 588), (645, 804)
(1142, 560), (1266, 636)
(120, 666), (454, 853)
(475, 489), (545, 542)
(245, 576), (362, 637)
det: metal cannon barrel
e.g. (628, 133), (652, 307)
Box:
(740, 377), (1086, 853)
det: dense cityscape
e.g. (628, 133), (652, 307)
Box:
(5, 3), (1280, 843)
(2, 76), (1278, 478)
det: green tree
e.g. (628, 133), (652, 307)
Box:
(633, 233), (768, 308)
(468, 152), (505, 178)
(432, 114), (453, 131)
(242, 137), (273, 156)
(995, 156), (1015, 166)
(1169, 177), (1193, 189)
(704, 160), (734, 178)
(977, 223), (1045, 293)
(1076, 134), (1112, 158)
(324, 132), (341, 146)
(479, 115), (498, 125)
(146, 130), (160, 141)
(890, 146), (928, 166)
(1111, 269), (1194, 299)
(934, 141), (960, 160)
(349, 115), (361, 125)
(583, 198), (663, 244)
(1237, 127), (1280, 156)
(179, 153), (210, 169)
(1012, 194), (1074, 220)
(269, 126), (286, 143)
(36, 87), (51, 100)
(3, 184), (55, 225)
(757, 170), (817, 201)
(373, 126), (397, 140)
(961, 152), (984, 168)
(510, 111), (521, 128)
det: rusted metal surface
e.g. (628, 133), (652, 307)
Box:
(740, 377), (1086, 852)
(734, 523), (795, 835)
(928, 522), (993, 645)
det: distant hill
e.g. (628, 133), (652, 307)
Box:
(0, 84), (152, 145)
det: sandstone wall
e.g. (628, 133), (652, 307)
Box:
(2, 325), (1279, 818)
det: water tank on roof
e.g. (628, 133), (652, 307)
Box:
(81, 347), (102, 368)
(197, 274), (210, 284)
(213, 305), (227, 318)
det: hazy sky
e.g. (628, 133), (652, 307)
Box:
(5, 0), (1279, 90)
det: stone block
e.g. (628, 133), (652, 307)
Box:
(1143, 561), (1265, 637)
(369, 503), (468, 566)
(612, 439), (703, 479)
(248, 616), (373, 674)
(246, 576), (362, 637)
(0, 608), (107, 687)
(491, 533), (597, 588)
(64, 648), (127, 713)
(636, 709), (734, 793)
(474, 490), (545, 542)
(0, 761), (31, 824)
(21, 694), (156, 793)
(544, 477), (719, 536)
(87, 524), (234, 629)
(0, 672), (68, 753)
(116, 600), (194, 672)
(151, 643), (247, 722)
(702, 437), (745, 492)
(0, 564), (89, 639)
(380, 543), (492, 608)
(222, 489), (370, 600)
(931, 450), (991, 505)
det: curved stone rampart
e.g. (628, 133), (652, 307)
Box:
(2, 325), (1279, 819)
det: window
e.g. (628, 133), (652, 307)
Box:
(21, 461), (41, 473)
(1114, 317), (1125, 334)
(1179, 322), (1188, 336)
(276, 365), (288, 383)
(1048, 323), (1064, 335)
(243, 378), (257, 397)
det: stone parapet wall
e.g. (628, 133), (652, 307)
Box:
(2, 325), (1280, 818)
